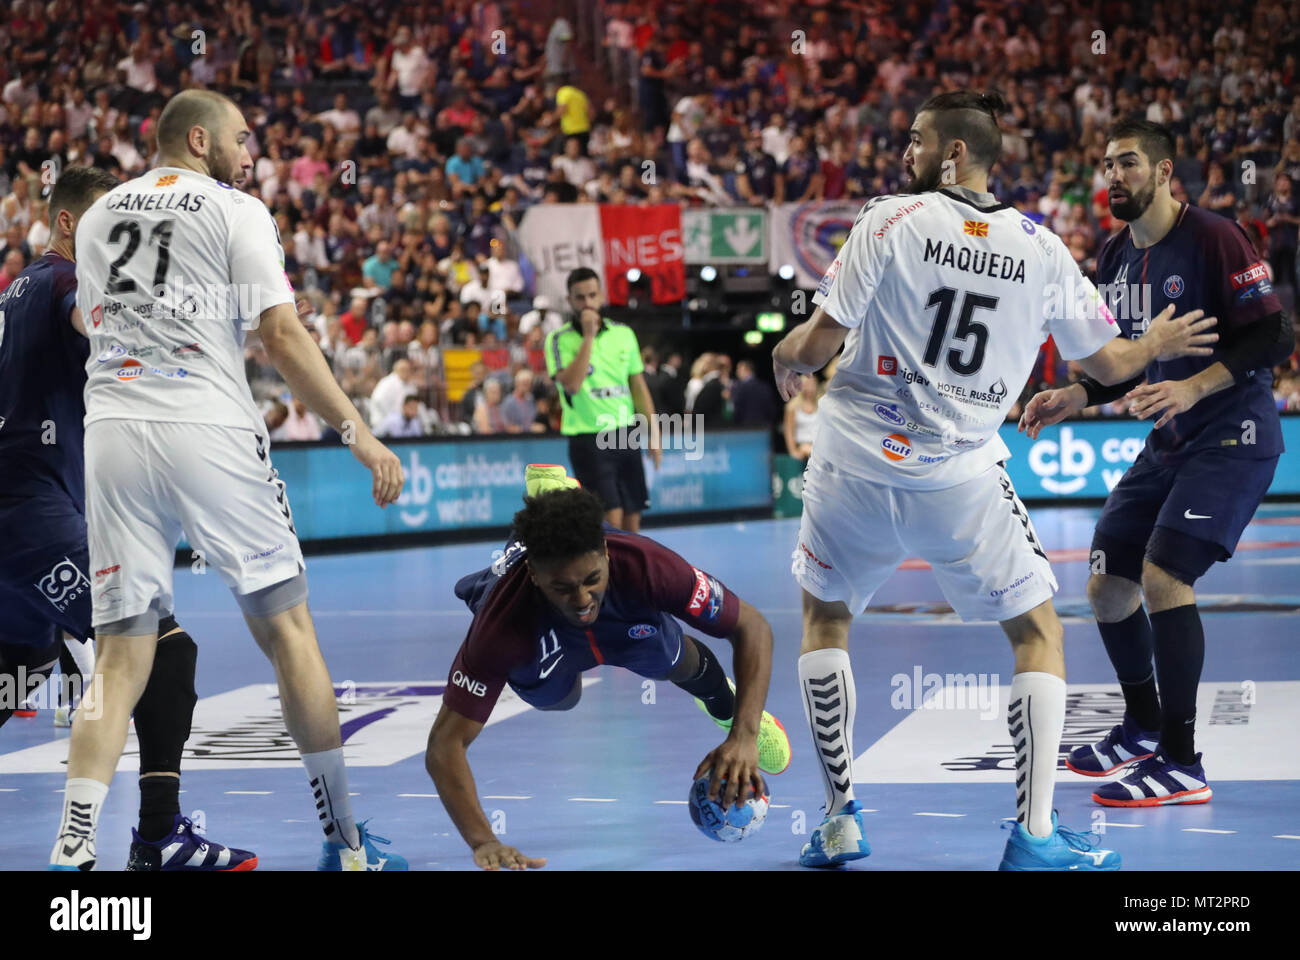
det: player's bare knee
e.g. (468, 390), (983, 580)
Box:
(801, 594), (851, 653)
(1086, 573), (1142, 622)
(1140, 561), (1194, 611)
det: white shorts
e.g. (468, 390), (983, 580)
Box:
(86, 420), (305, 628)
(792, 456), (1058, 622)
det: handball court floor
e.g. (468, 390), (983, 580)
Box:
(2, 504), (1297, 871)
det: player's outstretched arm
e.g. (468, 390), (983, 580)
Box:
(1077, 304), (1218, 385)
(692, 599), (772, 809)
(425, 703), (547, 870)
(257, 301), (405, 507)
(772, 307), (847, 399)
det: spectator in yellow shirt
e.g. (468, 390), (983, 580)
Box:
(554, 76), (591, 155)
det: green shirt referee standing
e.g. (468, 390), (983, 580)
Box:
(546, 267), (662, 532)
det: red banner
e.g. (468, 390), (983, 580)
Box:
(599, 204), (685, 305)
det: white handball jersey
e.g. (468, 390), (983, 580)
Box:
(810, 185), (1119, 490)
(77, 166), (295, 431)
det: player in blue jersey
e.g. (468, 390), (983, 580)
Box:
(0, 166), (256, 870)
(1020, 119), (1293, 807)
(425, 465), (791, 870)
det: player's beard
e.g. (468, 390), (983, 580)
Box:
(1108, 177), (1156, 222)
(207, 141), (242, 187)
(903, 157), (944, 194)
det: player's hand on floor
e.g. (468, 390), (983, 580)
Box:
(473, 840), (547, 871)
(1126, 379), (1201, 428)
(773, 355), (802, 401)
(694, 735), (762, 809)
(1018, 387), (1084, 439)
(348, 431), (405, 507)
(1148, 304), (1218, 361)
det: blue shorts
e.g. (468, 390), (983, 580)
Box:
(0, 498), (93, 649)
(506, 614), (685, 708)
(1095, 449), (1279, 562)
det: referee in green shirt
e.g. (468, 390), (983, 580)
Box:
(546, 267), (662, 532)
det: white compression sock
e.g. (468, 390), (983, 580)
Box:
(1008, 672), (1066, 838)
(799, 648), (857, 815)
(302, 748), (360, 848)
(50, 777), (109, 868)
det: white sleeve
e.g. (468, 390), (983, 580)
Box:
(810, 199), (897, 329)
(227, 197), (295, 329)
(1041, 231), (1120, 360)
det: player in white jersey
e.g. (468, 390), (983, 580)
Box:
(51, 90), (409, 871)
(770, 91), (1218, 870)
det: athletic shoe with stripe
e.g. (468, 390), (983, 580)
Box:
(1066, 716), (1159, 777)
(126, 814), (258, 871)
(799, 800), (871, 867)
(15, 697), (38, 718)
(998, 811), (1121, 870)
(316, 820), (409, 871)
(695, 677), (792, 775)
(1092, 751), (1212, 807)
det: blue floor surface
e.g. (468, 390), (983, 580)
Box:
(2, 505), (1297, 870)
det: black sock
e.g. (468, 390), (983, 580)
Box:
(134, 632), (198, 839)
(1097, 606), (1161, 731)
(137, 776), (180, 842)
(673, 639), (734, 721)
(1149, 605), (1204, 766)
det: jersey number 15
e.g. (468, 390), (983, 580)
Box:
(922, 286), (997, 376)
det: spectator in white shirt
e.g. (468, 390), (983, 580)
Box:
(519, 294), (565, 336)
(316, 92), (362, 136)
(483, 243), (524, 303)
(386, 112), (427, 160)
(552, 136), (596, 188)
(388, 27), (431, 109)
(118, 41), (157, 93)
(458, 263), (494, 314)
(369, 357), (419, 431)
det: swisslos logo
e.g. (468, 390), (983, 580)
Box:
(1230, 262), (1268, 290)
(873, 200), (924, 238)
(881, 433), (912, 462)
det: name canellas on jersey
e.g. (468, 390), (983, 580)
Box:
(75, 167), (296, 433)
(810, 187), (1117, 491)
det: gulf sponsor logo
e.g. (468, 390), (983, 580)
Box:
(881, 433), (912, 462)
(116, 358), (144, 381)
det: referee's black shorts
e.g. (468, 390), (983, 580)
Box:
(567, 432), (649, 515)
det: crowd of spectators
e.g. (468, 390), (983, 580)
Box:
(1, 0), (1298, 442)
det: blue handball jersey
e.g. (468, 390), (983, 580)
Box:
(1096, 203), (1284, 465)
(0, 252), (88, 506)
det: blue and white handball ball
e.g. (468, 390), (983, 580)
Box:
(688, 771), (770, 842)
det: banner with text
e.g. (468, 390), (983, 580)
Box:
(769, 200), (862, 289)
(176, 431), (773, 548)
(516, 205), (603, 308)
(599, 203), (684, 304)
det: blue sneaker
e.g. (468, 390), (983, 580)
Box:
(1066, 716), (1159, 777)
(799, 800), (871, 867)
(998, 812), (1121, 870)
(1092, 751), (1212, 807)
(316, 820), (409, 871)
(127, 814), (258, 871)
